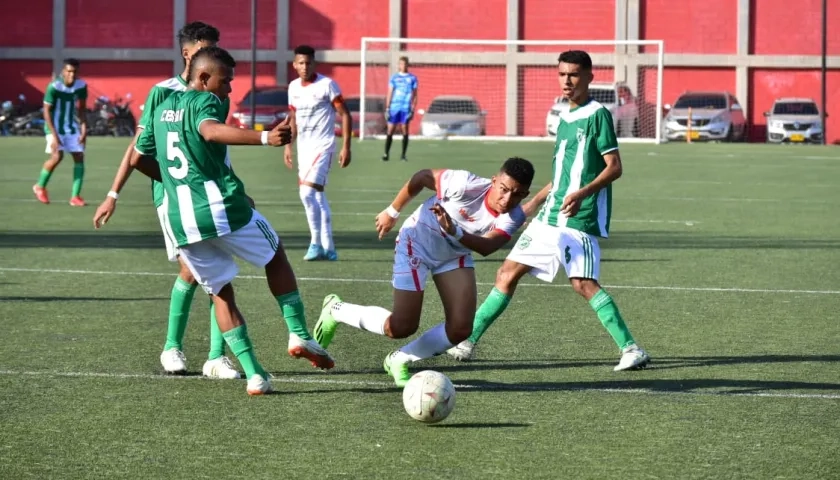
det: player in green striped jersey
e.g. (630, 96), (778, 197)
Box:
(33, 58), (88, 206)
(447, 50), (650, 371)
(94, 46), (335, 395)
(95, 23), (242, 379)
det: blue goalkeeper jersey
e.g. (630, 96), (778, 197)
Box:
(388, 72), (418, 112)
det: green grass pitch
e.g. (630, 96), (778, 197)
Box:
(0, 137), (838, 479)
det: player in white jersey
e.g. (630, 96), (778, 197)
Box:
(312, 158), (535, 386)
(284, 44), (352, 262)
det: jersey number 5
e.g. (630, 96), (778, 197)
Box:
(166, 132), (189, 180)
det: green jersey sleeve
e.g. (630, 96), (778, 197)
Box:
(192, 92), (225, 130)
(78, 83), (88, 102)
(135, 125), (157, 157)
(594, 108), (619, 155)
(139, 86), (167, 129)
(43, 83), (56, 105)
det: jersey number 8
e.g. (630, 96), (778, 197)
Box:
(166, 132), (189, 180)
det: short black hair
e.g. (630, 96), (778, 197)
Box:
(557, 50), (593, 71)
(187, 46), (236, 82)
(500, 157), (535, 187)
(294, 45), (316, 58)
(177, 21), (220, 48)
(63, 58), (80, 68)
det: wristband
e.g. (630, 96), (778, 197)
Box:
(385, 205), (400, 219)
(107, 191), (119, 200)
(260, 130), (269, 145)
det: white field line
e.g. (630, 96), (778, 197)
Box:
(0, 369), (837, 400)
(0, 266), (838, 295)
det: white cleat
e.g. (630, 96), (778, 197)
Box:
(447, 340), (476, 362)
(160, 348), (187, 374)
(614, 345), (651, 371)
(202, 356), (241, 379)
(246, 374), (273, 395)
(287, 333), (335, 369)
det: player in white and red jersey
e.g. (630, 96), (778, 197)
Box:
(284, 44), (352, 262)
(312, 158), (535, 386)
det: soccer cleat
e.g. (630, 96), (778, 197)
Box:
(381, 153), (389, 162)
(202, 356), (241, 379)
(324, 249), (338, 261)
(313, 294), (341, 348)
(383, 351), (411, 387)
(32, 185), (49, 204)
(446, 340), (476, 362)
(288, 333), (335, 369)
(69, 196), (86, 207)
(303, 244), (323, 261)
(160, 348), (188, 374)
(613, 344), (651, 371)
(246, 374), (274, 395)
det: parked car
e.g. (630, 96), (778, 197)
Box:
(336, 95), (387, 137)
(419, 96), (486, 137)
(545, 82), (639, 137)
(662, 91), (747, 142)
(229, 86), (290, 131)
(764, 97), (824, 144)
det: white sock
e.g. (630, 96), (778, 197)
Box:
(314, 190), (334, 251)
(331, 302), (389, 335)
(299, 185), (320, 245)
(393, 323), (454, 363)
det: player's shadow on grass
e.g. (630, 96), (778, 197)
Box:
(648, 354), (840, 370)
(429, 422), (531, 429)
(458, 378), (840, 395)
(605, 231), (840, 250)
(0, 295), (166, 302)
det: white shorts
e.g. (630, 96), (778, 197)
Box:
(392, 230), (475, 292)
(506, 221), (601, 283)
(45, 134), (84, 154)
(156, 205), (179, 262)
(297, 149), (334, 186)
(177, 210), (280, 295)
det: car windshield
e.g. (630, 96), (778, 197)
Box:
(427, 99), (479, 114)
(773, 102), (819, 115)
(590, 89), (616, 104)
(240, 89), (288, 106)
(344, 98), (386, 112)
(674, 94), (727, 109)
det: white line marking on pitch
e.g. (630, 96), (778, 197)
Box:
(0, 369), (836, 400)
(0, 267), (837, 295)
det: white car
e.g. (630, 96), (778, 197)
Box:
(545, 82), (639, 137)
(418, 95), (486, 137)
(764, 97), (824, 144)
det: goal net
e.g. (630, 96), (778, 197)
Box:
(359, 38), (664, 143)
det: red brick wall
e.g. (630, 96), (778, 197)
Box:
(289, 0), (389, 50)
(404, 0), (507, 52)
(751, 0), (840, 56)
(186, 0), (277, 49)
(640, 0), (737, 54)
(520, 0), (615, 53)
(0, 0), (53, 47)
(66, 0), (173, 48)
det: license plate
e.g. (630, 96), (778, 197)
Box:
(790, 134), (805, 142)
(689, 131), (700, 139)
(254, 123), (264, 131)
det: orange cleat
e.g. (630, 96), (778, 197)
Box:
(69, 196), (86, 207)
(32, 185), (50, 204)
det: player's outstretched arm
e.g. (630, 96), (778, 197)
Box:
(429, 204), (512, 257)
(522, 182), (552, 217)
(93, 148), (160, 229)
(128, 150), (162, 182)
(374, 169), (440, 239)
(199, 119), (291, 146)
(106, 129), (145, 198)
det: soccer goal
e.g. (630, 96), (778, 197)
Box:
(359, 37), (665, 143)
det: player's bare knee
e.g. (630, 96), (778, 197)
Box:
(178, 263), (196, 284)
(495, 262), (523, 292)
(444, 320), (472, 344)
(570, 278), (600, 299)
(384, 313), (419, 339)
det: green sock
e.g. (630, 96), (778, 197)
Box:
(71, 162), (84, 197)
(207, 301), (226, 360)
(163, 277), (196, 351)
(222, 324), (266, 379)
(468, 288), (511, 344)
(589, 289), (636, 350)
(37, 168), (53, 188)
(276, 291), (311, 340)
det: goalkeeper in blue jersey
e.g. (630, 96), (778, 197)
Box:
(382, 56), (418, 162)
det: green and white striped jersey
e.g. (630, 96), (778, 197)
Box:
(135, 90), (252, 247)
(43, 79), (88, 135)
(535, 99), (618, 238)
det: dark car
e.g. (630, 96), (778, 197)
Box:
(229, 86), (290, 131)
(335, 95), (387, 137)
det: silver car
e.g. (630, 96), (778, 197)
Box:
(662, 91), (747, 142)
(419, 96), (486, 137)
(764, 98), (824, 144)
(545, 82), (639, 137)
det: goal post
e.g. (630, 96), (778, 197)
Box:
(359, 37), (665, 144)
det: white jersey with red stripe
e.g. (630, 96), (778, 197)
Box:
(399, 169), (527, 262)
(288, 73), (342, 154)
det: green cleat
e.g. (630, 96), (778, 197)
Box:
(383, 352), (411, 387)
(313, 294), (341, 349)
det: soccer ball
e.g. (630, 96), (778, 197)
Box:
(401, 370), (456, 423)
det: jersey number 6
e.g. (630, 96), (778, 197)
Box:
(166, 131), (189, 180)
